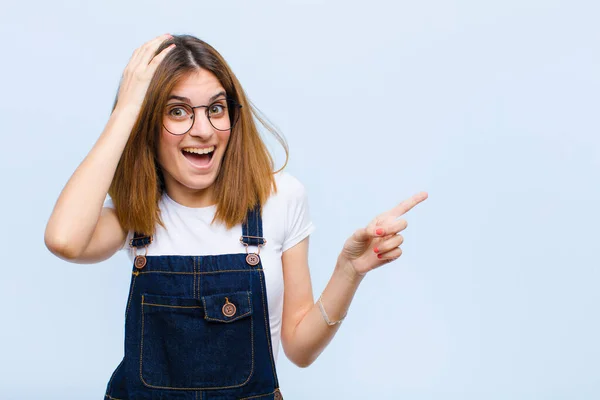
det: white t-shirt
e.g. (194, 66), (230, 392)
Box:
(103, 171), (315, 363)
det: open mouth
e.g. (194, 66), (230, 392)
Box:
(181, 145), (215, 168)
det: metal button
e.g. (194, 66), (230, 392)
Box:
(222, 297), (237, 317)
(246, 253), (260, 266)
(134, 255), (147, 269)
(274, 389), (283, 400)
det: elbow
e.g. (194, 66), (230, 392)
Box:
(44, 232), (81, 261)
(282, 333), (322, 368)
(292, 357), (315, 368)
(284, 348), (317, 368)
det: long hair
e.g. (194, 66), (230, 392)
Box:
(108, 34), (288, 234)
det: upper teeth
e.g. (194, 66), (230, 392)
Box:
(182, 146), (215, 155)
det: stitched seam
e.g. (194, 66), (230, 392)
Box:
(197, 256), (201, 299)
(135, 269), (261, 275)
(140, 294), (145, 390)
(105, 395), (124, 400)
(205, 310), (252, 323)
(249, 290), (255, 388)
(258, 271), (277, 380)
(125, 273), (138, 321)
(139, 294), (255, 390)
(254, 206), (258, 244)
(193, 257), (196, 299)
(144, 303), (202, 309)
(256, 207), (261, 244)
(240, 389), (276, 400)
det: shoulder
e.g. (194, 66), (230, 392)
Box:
(262, 171), (310, 216)
(273, 170), (308, 198)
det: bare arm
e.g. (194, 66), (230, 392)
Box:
(44, 107), (138, 260)
(280, 238), (363, 367)
(44, 34), (175, 262)
(280, 192), (428, 367)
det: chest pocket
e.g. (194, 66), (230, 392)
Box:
(140, 291), (254, 390)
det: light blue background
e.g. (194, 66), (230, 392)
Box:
(1, 0), (598, 398)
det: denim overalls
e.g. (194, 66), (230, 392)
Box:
(104, 205), (284, 400)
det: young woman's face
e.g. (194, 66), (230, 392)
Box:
(157, 68), (232, 205)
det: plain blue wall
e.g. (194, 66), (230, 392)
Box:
(2, 0), (599, 398)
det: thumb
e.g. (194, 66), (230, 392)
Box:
(353, 226), (385, 242)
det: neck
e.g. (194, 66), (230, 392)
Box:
(164, 181), (216, 208)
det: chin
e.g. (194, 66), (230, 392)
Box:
(179, 172), (219, 190)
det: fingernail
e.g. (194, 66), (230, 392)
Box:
(377, 254), (383, 259)
(373, 247), (379, 254)
(376, 228), (384, 236)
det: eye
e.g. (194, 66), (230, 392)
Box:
(208, 103), (226, 117)
(167, 105), (191, 119)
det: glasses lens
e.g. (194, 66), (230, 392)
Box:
(164, 103), (194, 135)
(208, 98), (240, 131)
(163, 98), (241, 134)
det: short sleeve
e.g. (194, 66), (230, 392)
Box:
(281, 177), (316, 252)
(103, 195), (133, 252)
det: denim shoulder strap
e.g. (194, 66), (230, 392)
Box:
(241, 203), (266, 246)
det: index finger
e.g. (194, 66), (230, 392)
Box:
(388, 191), (428, 217)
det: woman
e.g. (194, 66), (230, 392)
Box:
(45, 33), (428, 399)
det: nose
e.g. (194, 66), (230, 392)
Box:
(188, 108), (215, 139)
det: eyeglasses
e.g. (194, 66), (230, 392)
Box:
(163, 97), (242, 135)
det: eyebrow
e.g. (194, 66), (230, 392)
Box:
(167, 91), (227, 104)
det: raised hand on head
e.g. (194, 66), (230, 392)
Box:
(115, 34), (176, 113)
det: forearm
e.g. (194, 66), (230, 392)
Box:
(44, 106), (139, 257)
(284, 255), (364, 367)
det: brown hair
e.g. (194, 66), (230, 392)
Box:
(108, 34), (288, 234)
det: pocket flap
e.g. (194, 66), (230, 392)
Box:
(201, 291), (252, 323)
